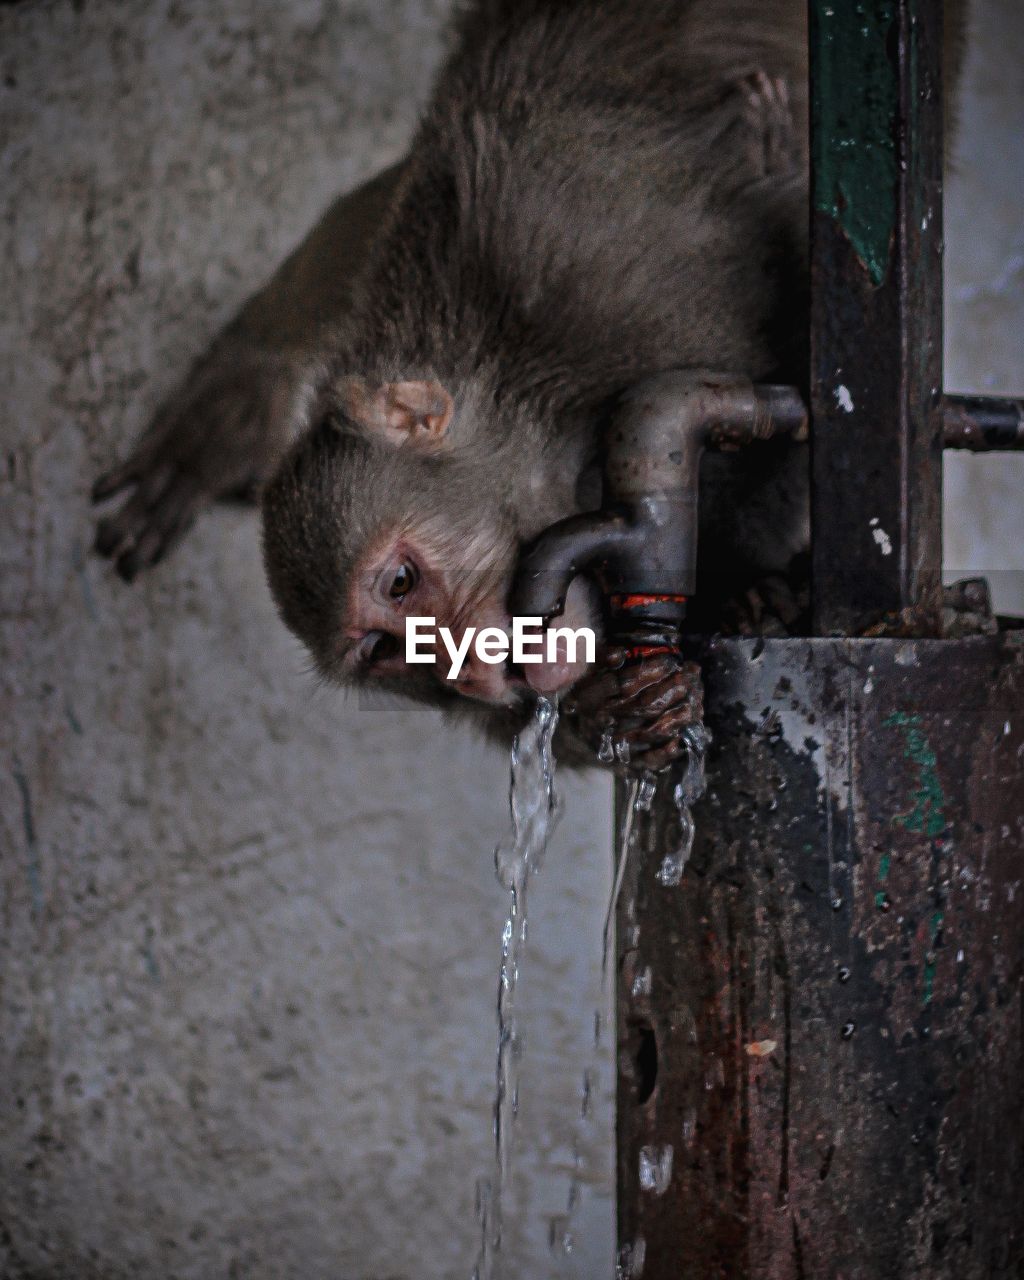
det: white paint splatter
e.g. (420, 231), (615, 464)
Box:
(872, 526), (893, 556)
(638, 1145), (674, 1196)
(631, 966), (652, 998)
(835, 384), (854, 413)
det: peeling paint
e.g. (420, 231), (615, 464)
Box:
(883, 712), (947, 837)
(810, 0), (898, 285)
(869, 518), (893, 556)
(745, 1039), (777, 1058)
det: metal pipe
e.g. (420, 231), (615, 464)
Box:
(942, 393), (1024, 451)
(510, 379), (1023, 633)
(510, 371), (808, 631)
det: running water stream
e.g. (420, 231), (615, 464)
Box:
(472, 703), (709, 1278)
(656, 723), (711, 886)
(553, 720), (711, 1270)
(473, 696), (560, 1280)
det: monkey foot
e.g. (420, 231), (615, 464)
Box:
(860, 577), (999, 639)
(740, 69), (800, 181)
(92, 341), (305, 580)
(564, 650), (705, 773)
(718, 570), (809, 637)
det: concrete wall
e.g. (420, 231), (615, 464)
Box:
(944, 0), (1024, 616)
(0, 3), (1020, 1279)
(0, 3), (613, 1277)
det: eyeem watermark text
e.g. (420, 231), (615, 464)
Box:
(406, 616), (596, 680)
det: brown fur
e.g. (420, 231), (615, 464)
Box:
(96, 0), (969, 756)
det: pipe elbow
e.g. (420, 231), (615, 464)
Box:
(510, 511), (632, 623)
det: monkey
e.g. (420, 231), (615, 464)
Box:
(93, 0), (970, 770)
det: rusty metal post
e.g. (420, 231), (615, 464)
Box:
(614, 3), (1024, 1277)
(809, 0), (945, 637)
(616, 635), (1024, 1278)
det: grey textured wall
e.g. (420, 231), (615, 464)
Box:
(944, 0), (1024, 615)
(1, 3), (1020, 1280)
(0, 3), (613, 1278)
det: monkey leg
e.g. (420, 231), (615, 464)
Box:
(718, 567), (810, 637)
(93, 162), (405, 581)
(859, 577), (1000, 640)
(564, 651), (705, 774)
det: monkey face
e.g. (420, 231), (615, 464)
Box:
(339, 525), (524, 706)
(262, 372), (602, 709)
(334, 529), (601, 706)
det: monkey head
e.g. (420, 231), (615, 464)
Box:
(261, 374), (598, 714)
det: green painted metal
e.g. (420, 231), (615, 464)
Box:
(810, 0), (898, 286)
(883, 710), (948, 837)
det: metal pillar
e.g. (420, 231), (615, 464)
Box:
(809, 0), (945, 638)
(616, 635), (1024, 1278)
(615, 4), (1024, 1277)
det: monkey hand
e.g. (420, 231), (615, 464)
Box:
(740, 69), (800, 182)
(92, 340), (308, 581)
(563, 649), (704, 774)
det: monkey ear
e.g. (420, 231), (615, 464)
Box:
(339, 377), (454, 449)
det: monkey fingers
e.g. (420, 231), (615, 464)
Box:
(93, 342), (306, 580)
(741, 69), (799, 181)
(567, 655), (703, 771)
(94, 461), (175, 556)
(619, 689), (702, 747)
(624, 736), (687, 775)
(95, 473), (202, 582)
(600, 659), (702, 720)
(567, 654), (684, 718)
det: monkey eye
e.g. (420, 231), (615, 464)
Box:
(386, 561), (418, 600)
(358, 631), (400, 667)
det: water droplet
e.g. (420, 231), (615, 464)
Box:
(617, 1237), (647, 1278)
(598, 725), (615, 764)
(841, 1021), (856, 1040)
(656, 726), (710, 885)
(615, 738), (632, 764)
(837, 965), (851, 984)
(635, 773), (657, 812)
(832, 896), (845, 912)
(638, 1144), (674, 1195)
(631, 965), (653, 998)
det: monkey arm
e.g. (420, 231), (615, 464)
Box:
(92, 161), (405, 581)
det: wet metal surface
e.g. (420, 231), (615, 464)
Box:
(616, 634), (1024, 1279)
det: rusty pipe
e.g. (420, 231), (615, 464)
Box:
(942, 394), (1024, 451)
(510, 371), (807, 637)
